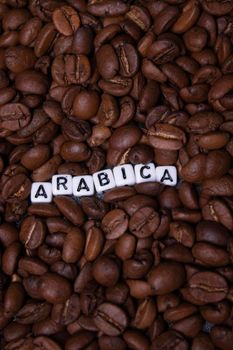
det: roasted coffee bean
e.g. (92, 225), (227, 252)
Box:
(101, 209), (128, 239)
(16, 302), (52, 324)
(129, 207), (160, 238)
(192, 243), (230, 267)
(93, 256), (120, 287)
(148, 262), (186, 295)
(210, 326), (233, 350)
(52, 54), (91, 86)
(52, 6), (80, 36)
(19, 216), (45, 250)
(151, 330), (188, 350)
(188, 272), (229, 304)
(4, 282), (25, 317)
(94, 303), (128, 336)
(192, 333), (215, 350)
(15, 70), (49, 95)
(148, 123), (186, 150)
(54, 196), (84, 226)
(0, 103), (31, 131)
(200, 300), (230, 324)
(73, 90), (100, 120)
(62, 227), (85, 263)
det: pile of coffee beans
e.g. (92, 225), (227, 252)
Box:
(0, 0), (233, 349)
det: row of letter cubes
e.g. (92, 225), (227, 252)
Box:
(31, 163), (177, 203)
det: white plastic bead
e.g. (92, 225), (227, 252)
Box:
(31, 182), (53, 203)
(73, 175), (95, 197)
(155, 166), (177, 186)
(52, 175), (73, 195)
(93, 169), (116, 193)
(113, 164), (136, 187)
(134, 163), (156, 184)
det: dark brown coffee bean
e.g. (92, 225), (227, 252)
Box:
(21, 145), (50, 170)
(123, 250), (153, 279)
(96, 44), (119, 80)
(94, 303), (128, 336)
(188, 272), (228, 304)
(16, 302), (51, 324)
(196, 221), (230, 247)
(101, 209), (128, 239)
(61, 141), (91, 162)
(73, 90), (100, 120)
(200, 301), (230, 324)
(169, 222), (195, 247)
(62, 227), (85, 263)
(148, 123), (186, 150)
(18, 257), (48, 276)
(62, 118), (91, 142)
(52, 54), (91, 86)
(211, 326), (233, 350)
(80, 196), (108, 219)
(192, 333), (215, 350)
(93, 256), (120, 287)
(72, 27), (93, 55)
(109, 125), (142, 150)
(54, 196), (84, 226)
(117, 43), (140, 77)
(84, 226), (104, 262)
(4, 282), (25, 317)
(15, 70), (49, 95)
(148, 262), (185, 295)
(129, 207), (160, 238)
(32, 155), (62, 182)
(19, 216), (45, 250)
(0, 103), (31, 131)
(52, 6), (80, 36)
(151, 330), (188, 350)
(19, 17), (43, 46)
(98, 76), (132, 97)
(192, 243), (230, 267)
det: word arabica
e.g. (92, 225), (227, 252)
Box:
(31, 163), (177, 203)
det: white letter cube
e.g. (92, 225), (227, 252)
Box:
(113, 164), (136, 187)
(31, 182), (53, 203)
(52, 175), (73, 195)
(155, 166), (177, 186)
(73, 175), (95, 197)
(134, 163), (156, 184)
(93, 169), (116, 193)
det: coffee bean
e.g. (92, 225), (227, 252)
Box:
(98, 76), (132, 97)
(54, 196), (84, 226)
(52, 6), (80, 36)
(211, 326), (233, 350)
(19, 216), (45, 250)
(94, 303), (128, 336)
(148, 123), (186, 150)
(200, 300), (230, 324)
(188, 272), (228, 304)
(148, 262), (186, 294)
(73, 90), (100, 120)
(16, 302), (52, 324)
(0, 103), (31, 131)
(52, 54), (91, 86)
(129, 207), (160, 238)
(93, 256), (120, 287)
(151, 330), (188, 350)
(192, 333), (215, 350)
(101, 209), (128, 239)
(21, 145), (50, 170)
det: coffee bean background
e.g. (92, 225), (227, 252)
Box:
(0, 1), (233, 349)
